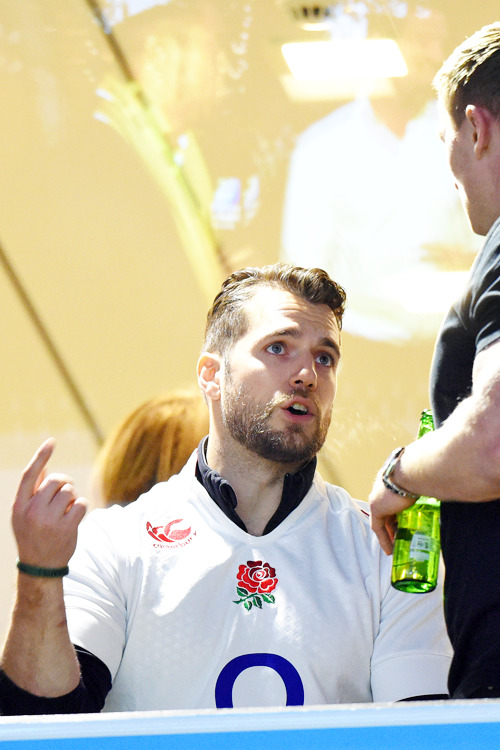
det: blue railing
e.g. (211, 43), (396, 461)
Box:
(1, 700), (500, 748)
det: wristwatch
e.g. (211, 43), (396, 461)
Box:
(381, 446), (420, 500)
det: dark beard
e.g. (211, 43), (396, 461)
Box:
(221, 379), (331, 465)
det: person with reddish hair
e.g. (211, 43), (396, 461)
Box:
(94, 389), (208, 507)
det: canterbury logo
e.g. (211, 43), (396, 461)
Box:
(146, 519), (192, 543)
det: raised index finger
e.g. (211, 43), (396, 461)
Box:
(16, 438), (57, 506)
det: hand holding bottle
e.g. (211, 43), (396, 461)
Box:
(390, 411), (441, 594)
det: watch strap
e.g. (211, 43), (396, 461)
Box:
(381, 446), (420, 501)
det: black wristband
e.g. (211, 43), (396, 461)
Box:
(16, 558), (69, 578)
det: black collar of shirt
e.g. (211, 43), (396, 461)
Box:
(195, 436), (317, 535)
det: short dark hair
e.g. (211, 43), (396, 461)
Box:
(203, 262), (346, 356)
(433, 22), (500, 127)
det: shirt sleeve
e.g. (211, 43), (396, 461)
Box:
(370, 555), (453, 702)
(63, 507), (130, 680)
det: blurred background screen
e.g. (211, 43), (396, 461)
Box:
(0, 0), (496, 634)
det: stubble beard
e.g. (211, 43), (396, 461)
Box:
(221, 375), (331, 465)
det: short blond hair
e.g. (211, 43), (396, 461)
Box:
(95, 390), (209, 506)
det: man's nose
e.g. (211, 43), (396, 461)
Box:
(290, 358), (317, 390)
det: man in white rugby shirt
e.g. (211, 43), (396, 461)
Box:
(0, 263), (451, 714)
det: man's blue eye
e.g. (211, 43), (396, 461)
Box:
(267, 343), (284, 354)
(316, 353), (332, 367)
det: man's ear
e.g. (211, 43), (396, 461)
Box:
(466, 104), (492, 157)
(197, 353), (222, 401)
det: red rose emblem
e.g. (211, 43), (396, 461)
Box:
(237, 561), (278, 593)
(234, 561), (278, 611)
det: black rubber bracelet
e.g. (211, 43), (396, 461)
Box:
(16, 558), (69, 578)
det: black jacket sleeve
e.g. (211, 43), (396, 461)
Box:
(0, 646), (112, 715)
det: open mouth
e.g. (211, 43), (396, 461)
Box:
(287, 402), (310, 416)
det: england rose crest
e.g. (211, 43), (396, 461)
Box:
(233, 560), (278, 611)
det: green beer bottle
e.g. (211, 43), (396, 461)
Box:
(391, 410), (440, 593)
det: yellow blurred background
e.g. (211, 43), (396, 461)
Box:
(0, 0), (496, 636)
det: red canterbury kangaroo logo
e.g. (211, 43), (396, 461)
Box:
(147, 519), (192, 543)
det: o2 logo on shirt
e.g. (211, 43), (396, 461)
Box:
(215, 653), (304, 708)
(146, 519), (196, 549)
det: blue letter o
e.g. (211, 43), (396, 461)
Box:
(215, 653), (304, 708)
